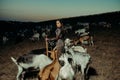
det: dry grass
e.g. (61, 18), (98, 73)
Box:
(0, 30), (120, 80)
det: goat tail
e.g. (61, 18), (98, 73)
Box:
(11, 57), (17, 65)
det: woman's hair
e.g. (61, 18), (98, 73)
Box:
(56, 19), (63, 26)
(56, 19), (65, 39)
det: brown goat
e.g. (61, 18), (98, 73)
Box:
(38, 49), (60, 80)
(74, 35), (94, 46)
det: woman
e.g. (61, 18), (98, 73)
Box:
(46, 20), (64, 58)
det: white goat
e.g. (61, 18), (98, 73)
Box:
(75, 28), (86, 35)
(57, 54), (75, 80)
(42, 32), (46, 39)
(71, 46), (87, 53)
(64, 38), (87, 53)
(80, 32), (89, 37)
(31, 33), (40, 41)
(67, 48), (91, 80)
(2, 36), (8, 44)
(11, 51), (52, 80)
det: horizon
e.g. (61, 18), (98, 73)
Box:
(0, 0), (120, 22)
(0, 11), (119, 23)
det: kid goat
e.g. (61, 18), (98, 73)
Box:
(57, 53), (75, 80)
(38, 49), (60, 80)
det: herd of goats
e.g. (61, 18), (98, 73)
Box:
(1, 21), (112, 45)
(10, 24), (95, 80)
(0, 20), (117, 80)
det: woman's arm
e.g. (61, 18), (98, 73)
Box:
(46, 28), (61, 41)
(47, 35), (58, 41)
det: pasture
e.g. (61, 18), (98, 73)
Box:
(0, 29), (120, 80)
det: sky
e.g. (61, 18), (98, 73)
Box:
(0, 0), (120, 22)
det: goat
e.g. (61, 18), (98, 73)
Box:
(64, 38), (87, 53)
(75, 28), (86, 35)
(71, 46), (87, 53)
(80, 32), (89, 37)
(30, 32), (40, 41)
(42, 32), (46, 39)
(38, 49), (60, 80)
(67, 48), (91, 80)
(11, 49), (52, 80)
(2, 36), (8, 44)
(57, 54), (75, 80)
(74, 33), (94, 46)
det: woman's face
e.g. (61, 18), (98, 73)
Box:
(56, 20), (62, 28)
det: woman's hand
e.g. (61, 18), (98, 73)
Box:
(46, 37), (56, 41)
(45, 37), (49, 41)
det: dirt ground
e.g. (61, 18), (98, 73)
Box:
(0, 29), (120, 80)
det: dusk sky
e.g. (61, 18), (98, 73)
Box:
(0, 0), (120, 22)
